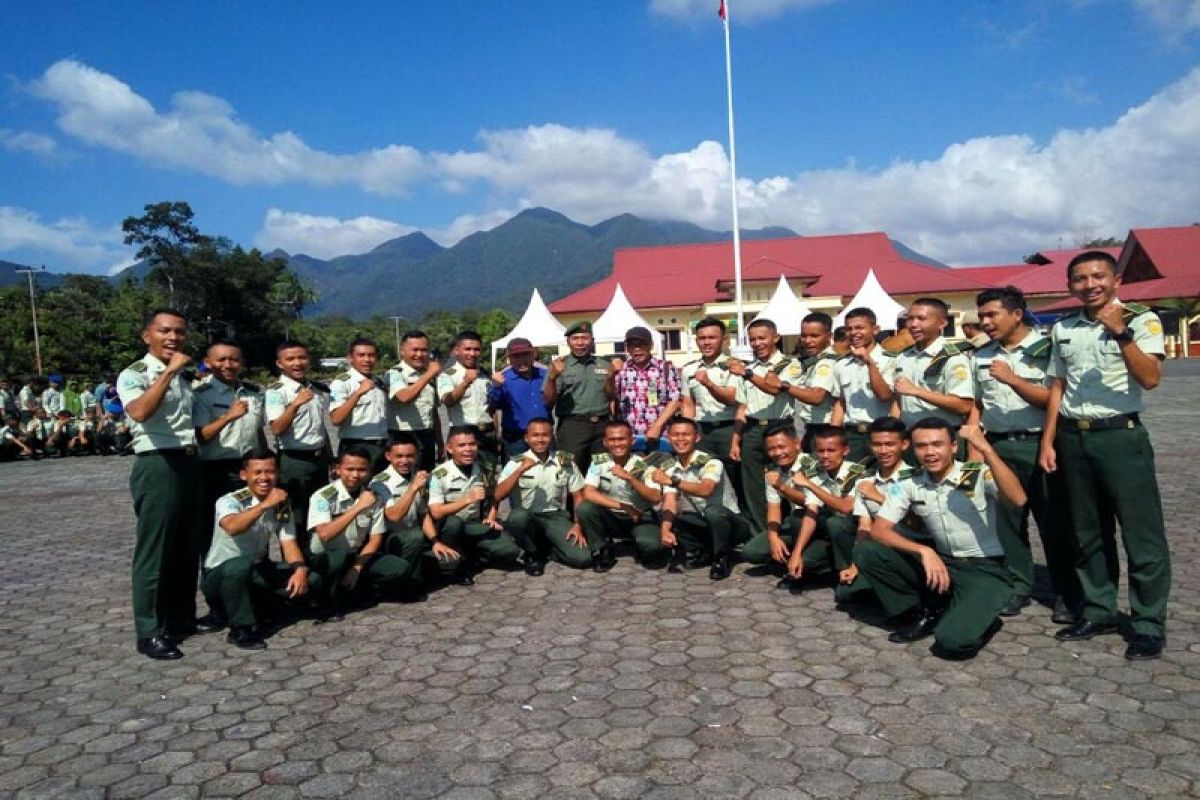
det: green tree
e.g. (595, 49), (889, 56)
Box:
(122, 201), (212, 313)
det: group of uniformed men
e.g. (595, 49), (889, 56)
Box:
(120, 250), (1171, 664)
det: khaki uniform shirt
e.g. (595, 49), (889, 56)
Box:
(973, 330), (1051, 434)
(553, 354), (612, 417)
(661, 451), (740, 514)
(329, 367), (388, 440)
(17, 385), (40, 416)
(833, 346), (896, 425)
(193, 378), (265, 460)
(306, 479), (385, 555)
(429, 460), (488, 522)
(386, 361), (438, 431)
(1047, 304), (1165, 419)
(878, 461), (1004, 558)
(205, 488), (297, 569)
(735, 350), (802, 420)
(851, 466), (914, 521)
(795, 349), (838, 425)
(584, 453), (662, 514)
(893, 336), (974, 426)
(798, 459), (864, 512)
(499, 450), (585, 513)
(370, 465), (428, 530)
(680, 358), (737, 422)
(764, 453), (813, 514)
(41, 388), (63, 416)
(437, 362), (493, 428)
(265, 375), (330, 451)
(117, 353), (196, 453)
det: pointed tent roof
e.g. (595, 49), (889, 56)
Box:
(491, 289), (567, 367)
(834, 268), (907, 329)
(752, 275), (815, 335)
(592, 283), (665, 352)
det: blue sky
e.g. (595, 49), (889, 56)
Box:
(2, 0), (1199, 275)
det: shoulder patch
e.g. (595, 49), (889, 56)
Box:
(846, 462), (867, 476)
(692, 452), (712, 467)
(883, 348), (905, 357)
(371, 472), (389, 484)
(127, 360), (148, 373)
(770, 361), (791, 376)
(433, 466), (448, 479)
(943, 341), (967, 356)
(1024, 338), (1052, 359)
(266, 381), (283, 391)
(334, 372), (350, 381)
(961, 461), (984, 472)
(897, 467), (916, 479)
(1124, 302), (1151, 316)
(591, 453), (611, 465)
(233, 488), (253, 501)
(445, 366), (458, 376)
(194, 382), (213, 394)
(555, 451), (574, 469)
(318, 485), (339, 501)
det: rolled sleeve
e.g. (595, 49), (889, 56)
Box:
(876, 486), (912, 525)
(944, 354), (975, 399)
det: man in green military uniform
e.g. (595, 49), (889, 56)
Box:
(438, 330), (500, 467)
(329, 337), (389, 471)
(730, 318), (803, 535)
(201, 449), (317, 650)
(858, 419), (1024, 660)
(386, 330), (442, 472)
(265, 340), (332, 542)
(495, 417), (590, 574)
(306, 446), (416, 619)
(1040, 251), (1171, 660)
(577, 420), (668, 571)
(972, 287), (1080, 621)
(428, 426), (522, 585)
(119, 307), (218, 660)
(369, 435), (433, 598)
(831, 308), (896, 462)
(544, 321), (618, 473)
(891, 299), (974, 458)
(784, 313), (838, 450)
(680, 317), (744, 507)
(656, 416), (750, 580)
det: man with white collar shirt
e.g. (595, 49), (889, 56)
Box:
(386, 329), (442, 472)
(329, 337), (389, 471)
(891, 299), (974, 443)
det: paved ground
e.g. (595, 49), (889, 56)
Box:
(1, 367), (1198, 799)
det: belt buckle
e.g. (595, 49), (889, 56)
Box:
(756, 419), (768, 427)
(589, 415), (601, 423)
(1077, 420), (1091, 431)
(184, 445), (197, 456)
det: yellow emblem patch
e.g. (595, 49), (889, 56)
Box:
(952, 365), (969, 381)
(1146, 320), (1162, 336)
(816, 364), (832, 377)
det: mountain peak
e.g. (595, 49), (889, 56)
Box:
(368, 231), (444, 259)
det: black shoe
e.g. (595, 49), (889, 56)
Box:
(1051, 597), (1080, 625)
(313, 608), (345, 625)
(683, 551), (712, 570)
(999, 594), (1031, 617)
(709, 555), (732, 581)
(193, 614), (226, 634)
(227, 626), (267, 651)
(137, 636), (183, 660)
(1055, 619), (1119, 641)
(452, 572), (475, 586)
(524, 558), (546, 577)
(592, 546), (617, 573)
(888, 609), (939, 643)
(1124, 634), (1164, 661)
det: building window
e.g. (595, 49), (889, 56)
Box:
(613, 342), (627, 354)
(663, 329), (683, 352)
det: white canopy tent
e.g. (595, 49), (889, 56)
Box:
(490, 289), (567, 369)
(834, 268), (907, 329)
(591, 283), (665, 356)
(752, 275), (815, 335)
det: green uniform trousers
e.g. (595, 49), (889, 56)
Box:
(129, 449), (205, 639)
(1055, 423), (1170, 637)
(738, 424), (770, 535)
(989, 436), (1080, 605)
(698, 420), (745, 514)
(384, 525), (427, 587)
(575, 501), (666, 562)
(506, 508), (592, 568)
(742, 514), (803, 567)
(279, 449), (330, 548)
(845, 429), (871, 464)
(856, 540), (1012, 656)
(556, 416), (609, 475)
(306, 548), (415, 608)
(747, 512), (864, 599)
(437, 516), (522, 576)
(201, 557), (325, 627)
(671, 505), (753, 560)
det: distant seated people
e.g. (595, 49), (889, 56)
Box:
(23, 409), (51, 457)
(0, 416), (33, 460)
(74, 407), (100, 455)
(46, 410), (76, 457)
(201, 449), (317, 650)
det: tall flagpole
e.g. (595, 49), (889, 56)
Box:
(720, 0), (749, 353)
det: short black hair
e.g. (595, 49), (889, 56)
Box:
(401, 330), (429, 345)
(747, 318), (777, 334)
(604, 419), (633, 435)
(910, 417), (956, 439)
(386, 432), (421, 452)
(868, 416), (908, 438)
(912, 298), (950, 318)
(338, 444), (374, 464)
(666, 415), (699, 433)
(694, 316), (727, 335)
(446, 425), (478, 443)
(801, 312), (833, 332)
(241, 447), (279, 467)
(1067, 250), (1118, 280)
(144, 307), (186, 327)
(453, 330), (483, 347)
(764, 420), (798, 440)
(976, 285), (1027, 313)
(206, 338), (242, 354)
(275, 339), (309, 356)
(811, 425), (848, 445)
(844, 307), (877, 325)
(348, 337), (378, 354)
(525, 416), (554, 430)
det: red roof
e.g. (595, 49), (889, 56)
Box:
(953, 264), (1041, 287)
(1010, 248), (1123, 296)
(549, 232), (995, 313)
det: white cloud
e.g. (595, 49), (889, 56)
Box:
(1133, 0), (1200, 38)
(254, 209), (420, 259)
(0, 207), (128, 270)
(30, 60), (429, 194)
(650, 0), (836, 22)
(0, 130), (58, 156)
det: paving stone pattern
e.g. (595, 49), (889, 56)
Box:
(1, 369), (1198, 799)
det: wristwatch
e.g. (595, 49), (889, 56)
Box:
(1113, 328), (1135, 343)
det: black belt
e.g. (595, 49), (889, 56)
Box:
(699, 419), (735, 429)
(985, 429), (1042, 441)
(562, 414), (609, 424)
(341, 437), (387, 445)
(139, 445), (197, 457)
(847, 422), (872, 434)
(748, 417), (782, 427)
(1059, 413), (1139, 432)
(282, 447), (325, 458)
(943, 554), (1006, 566)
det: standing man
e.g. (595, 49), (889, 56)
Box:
(329, 337), (389, 471)
(265, 340), (331, 541)
(892, 299), (974, 447)
(386, 330), (441, 473)
(784, 313), (838, 448)
(18, 377), (41, 423)
(614, 326), (682, 452)
(830, 308), (896, 462)
(438, 331), (498, 465)
(972, 287), (1080, 621)
(681, 317), (742, 502)
(41, 375), (64, 418)
(0, 378), (17, 421)
(118, 308), (215, 660)
(543, 321), (618, 473)
(487, 338), (549, 458)
(1040, 251), (1170, 660)
(730, 318), (803, 535)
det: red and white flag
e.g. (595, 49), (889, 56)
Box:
(718, 0), (726, 20)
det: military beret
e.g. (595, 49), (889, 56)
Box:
(565, 321), (593, 337)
